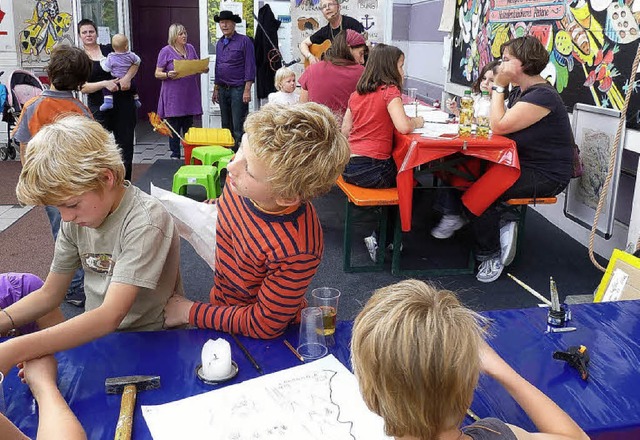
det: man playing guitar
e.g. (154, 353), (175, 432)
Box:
(299, 0), (364, 65)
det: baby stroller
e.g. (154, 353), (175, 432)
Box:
(1, 69), (46, 161)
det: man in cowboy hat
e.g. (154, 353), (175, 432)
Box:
(298, 0), (364, 65)
(213, 10), (256, 149)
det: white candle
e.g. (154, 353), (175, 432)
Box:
(201, 338), (232, 380)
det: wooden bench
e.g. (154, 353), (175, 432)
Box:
(335, 177), (475, 276)
(505, 197), (558, 264)
(335, 176), (401, 273)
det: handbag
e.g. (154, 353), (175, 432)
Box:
(571, 142), (584, 178)
(570, 131), (584, 179)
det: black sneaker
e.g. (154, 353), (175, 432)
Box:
(65, 288), (86, 307)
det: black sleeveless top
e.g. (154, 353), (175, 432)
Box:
(86, 44), (113, 108)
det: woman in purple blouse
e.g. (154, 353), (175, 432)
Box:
(155, 23), (208, 159)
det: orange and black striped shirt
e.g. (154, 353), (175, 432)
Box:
(189, 186), (323, 339)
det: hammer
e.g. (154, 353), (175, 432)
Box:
(106, 375), (161, 440)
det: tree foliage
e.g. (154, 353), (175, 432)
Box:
(207, 0), (255, 51)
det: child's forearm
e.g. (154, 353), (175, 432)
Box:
(489, 356), (588, 439)
(35, 386), (87, 440)
(121, 63), (139, 82)
(0, 307), (120, 373)
(0, 414), (29, 439)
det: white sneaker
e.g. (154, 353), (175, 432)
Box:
(431, 215), (468, 239)
(476, 257), (504, 283)
(500, 221), (518, 267)
(364, 232), (378, 262)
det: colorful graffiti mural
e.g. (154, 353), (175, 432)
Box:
(451, 0), (640, 127)
(16, 0), (73, 65)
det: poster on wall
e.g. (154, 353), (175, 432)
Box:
(450, 0), (640, 128)
(14, 0), (74, 67)
(290, 0), (385, 76)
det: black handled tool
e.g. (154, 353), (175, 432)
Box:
(553, 345), (590, 381)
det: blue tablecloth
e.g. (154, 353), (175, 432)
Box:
(473, 301), (640, 440)
(5, 301), (640, 439)
(5, 322), (353, 439)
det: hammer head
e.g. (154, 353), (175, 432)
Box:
(105, 375), (161, 394)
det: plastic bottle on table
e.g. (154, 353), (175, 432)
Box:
(458, 90), (474, 136)
(475, 91), (491, 138)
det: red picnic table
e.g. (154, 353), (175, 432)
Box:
(392, 132), (521, 232)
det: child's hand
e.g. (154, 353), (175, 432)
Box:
(118, 77), (131, 91)
(18, 355), (58, 400)
(105, 79), (119, 93)
(203, 198), (217, 204)
(163, 294), (194, 328)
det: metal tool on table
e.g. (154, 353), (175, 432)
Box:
(553, 345), (590, 381)
(507, 274), (574, 333)
(547, 276), (572, 332)
(106, 374), (161, 440)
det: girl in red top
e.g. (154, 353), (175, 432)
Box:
(341, 44), (424, 189)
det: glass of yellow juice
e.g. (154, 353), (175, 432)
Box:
(311, 287), (340, 336)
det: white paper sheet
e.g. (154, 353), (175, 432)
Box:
(141, 355), (391, 440)
(421, 110), (451, 123)
(413, 122), (460, 137)
(150, 183), (218, 271)
(404, 104), (435, 117)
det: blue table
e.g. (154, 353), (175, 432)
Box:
(473, 301), (640, 440)
(5, 323), (353, 439)
(5, 301), (640, 439)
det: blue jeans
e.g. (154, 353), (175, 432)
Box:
(218, 85), (248, 149)
(45, 206), (85, 294)
(342, 156), (397, 189)
(166, 115), (194, 158)
(435, 167), (569, 260)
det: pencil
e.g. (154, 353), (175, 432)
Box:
(507, 273), (552, 307)
(466, 408), (480, 422)
(230, 333), (262, 373)
(284, 339), (304, 362)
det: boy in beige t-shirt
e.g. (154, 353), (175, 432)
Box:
(0, 115), (181, 374)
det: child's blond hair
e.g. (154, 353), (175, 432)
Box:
(16, 115), (126, 206)
(274, 67), (295, 91)
(243, 102), (349, 202)
(351, 279), (487, 439)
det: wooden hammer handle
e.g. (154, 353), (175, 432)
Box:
(114, 384), (137, 440)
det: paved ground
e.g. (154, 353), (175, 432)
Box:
(0, 121), (173, 233)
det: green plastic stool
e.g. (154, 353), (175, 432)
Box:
(172, 165), (219, 199)
(215, 155), (234, 195)
(190, 145), (234, 166)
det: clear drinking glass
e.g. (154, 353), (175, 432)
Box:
(311, 288), (340, 336)
(297, 307), (328, 361)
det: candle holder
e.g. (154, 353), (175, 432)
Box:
(196, 361), (239, 385)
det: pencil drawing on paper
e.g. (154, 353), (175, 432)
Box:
(576, 127), (611, 209)
(267, 370), (355, 439)
(141, 355), (390, 440)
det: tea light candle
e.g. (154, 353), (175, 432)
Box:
(201, 338), (232, 380)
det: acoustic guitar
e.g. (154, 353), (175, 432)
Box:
(304, 40), (331, 69)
